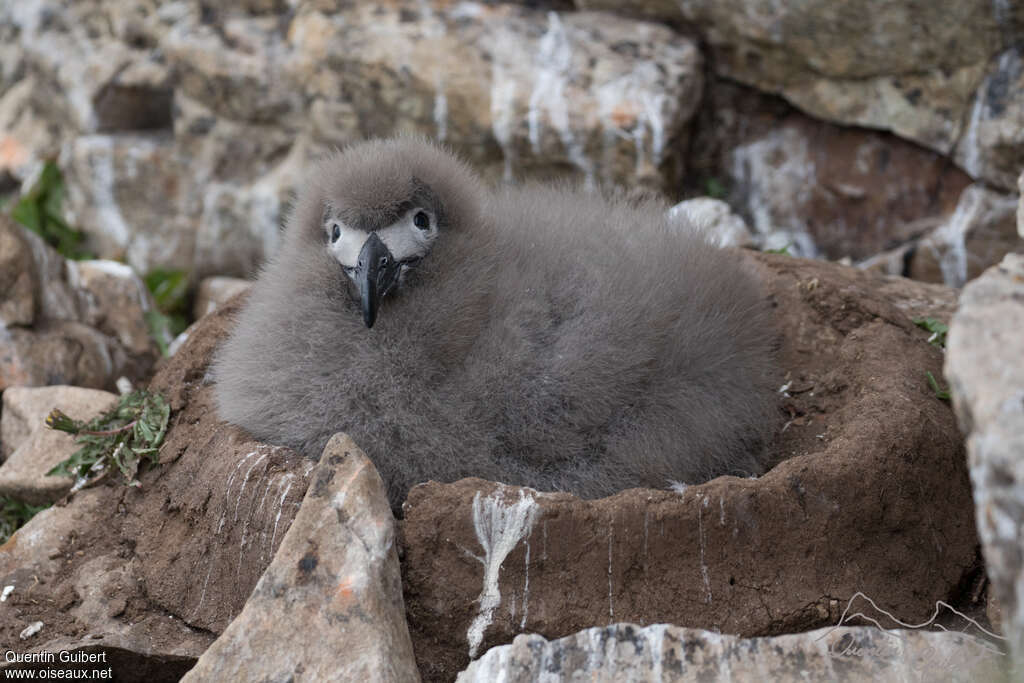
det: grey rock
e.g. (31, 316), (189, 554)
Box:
(458, 623), (1005, 683)
(193, 277), (250, 320)
(0, 218), (36, 327)
(579, 0), (1023, 190)
(0, 217), (158, 391)
(0, 385), (117, 504)
(667, 198), (754, 248)
(182, 434), (419, 683)
(946, 253), (1024, 671)
(1018, 171), (1023, 239)
(954, 48), (1024, 192)
(4, 2), (702, 277)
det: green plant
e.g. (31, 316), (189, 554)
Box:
(10, 161), (92, 260)
(0, 497), (49, 544)
(704, 177), (727, 200)
(765, 244), (792, 255)
(913, 318), (948, 349)
(143, 269), (190, 356)
(926, 371), (951, 401)
(45, 390), (170, 490)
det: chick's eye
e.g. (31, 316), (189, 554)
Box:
(413, 211), (430, 230)
(331, 224), (340, 243)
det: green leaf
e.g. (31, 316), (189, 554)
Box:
(913, 318), (948, 349)
(926, 371), (951, 401)
(1, 496), (50, 544)
(8, 160), (92, 260)
(765, 244), (792, 255)
(705, 177), (727, 200)
(44, 390), (171, 490)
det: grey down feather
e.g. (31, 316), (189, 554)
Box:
(213, 137), (779, 511)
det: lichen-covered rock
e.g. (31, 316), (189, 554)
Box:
(458, 623), (1004, 682)
(182, 435), (419, 683)
(946, 253), (1024, 670)
(401, 251), (976, 680)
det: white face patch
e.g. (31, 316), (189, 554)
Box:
(325, 207), (439, 268)
(376, 207), (438, 261)
(326, 221), (367, 268)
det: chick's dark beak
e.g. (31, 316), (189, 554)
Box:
(354, 232), (401, 328)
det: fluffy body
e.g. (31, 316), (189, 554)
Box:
(213, 138), (779, 510)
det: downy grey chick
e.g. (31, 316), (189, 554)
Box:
(213, 137), (779, 511)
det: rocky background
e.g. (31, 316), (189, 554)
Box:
(1, 0), (1023, 681)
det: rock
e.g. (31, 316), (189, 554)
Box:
(685, 80), (971, 261)
(182, 435), (419, 683)
(458, 623), (1004, 682)
(0, 387), (116, 504)
(61, 134), (194, 276)
(0, 218), (36, 327)
(0, 217), (159, 391)
(3, 0), (173, 134)
(954, 48), (1024, 192)
(0, 490), (208, 683)
(580, 0), (1023, 190)
(193, 277), (250, 320)
(667, 198), (754, 248)
(1018, 171), (1024, 239)
(0, 295), (314, 675)
(401, 251), (976, 680)
(945, 253), (1024, 668)
(66, 260), (156, 358)
(908, 185), (1023, 287)
(5, 2), (701, 277)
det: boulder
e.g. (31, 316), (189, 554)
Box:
(685, 80), (971, 261)
(0, 386), (117, 503)
(182, 435), (419, 683)
(579, 0), (1024, 190)
(0, 217), (159, 392)
(946, 253), (1024, 669)
(1018, 171), (1024, 239)
(400, 251), (977, 680)
(458, 623), (1004, 682)
(0, 295), (314, 677)
(667, 198), (754, 248)
(0, 489), (209, 683)
(863, 184), (1024, 287)
(4, 1), (702, 278)
(192, 277), (250, 320)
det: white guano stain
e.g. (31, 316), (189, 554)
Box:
(527, 12), (594, 188)
(491, 61), (519, 183)
(607, 521), (614, 619)
(699, 495), (712, 604)
(466, 487), (539, 659)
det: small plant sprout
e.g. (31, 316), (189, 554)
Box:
(0, 497), (49, 544)
(913, 318), (948, 349)
(46, 390), (170, 491)
(926, 371), (951, 401)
